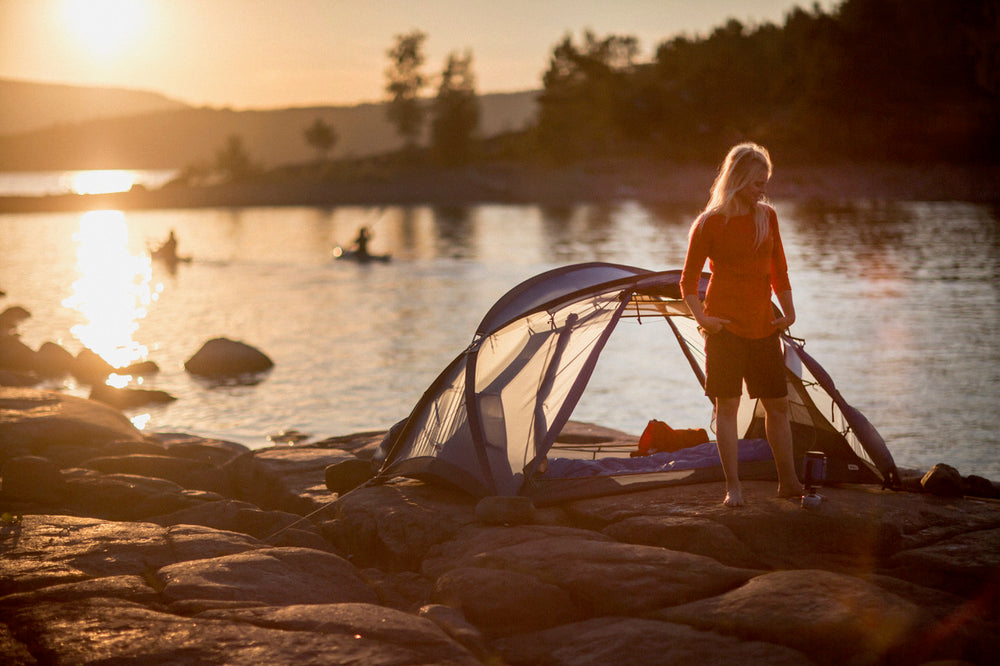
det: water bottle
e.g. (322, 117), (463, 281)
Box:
(801, 451), (826, 509)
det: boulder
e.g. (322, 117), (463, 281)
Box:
(184, 337), (273, 378)
(0, 305), (30, 334)
(965, 474), (1000, 498)
(72, 348), (116, 384)
(88, 385), (176, 410)
(426, 525), (757, 618)
(657, 569), (922, 665)
(602, 514), (764, 569)
(60, 470), (204, 521)
(475, 495), (537, 525)
(156, 432), (252, 466)
(418, 603), (490, 659)
(492, 616), (812, 666)
(0, 387), (151, 467)
(33, 341), (76, 377)
(887, 526), (1000, 597)
(120, 359), (159, 376)
(79, 453), (232, 496)
(0, 599), (486, 665)
(150, 499), (330, 550)
(564, 482), (907, 571)
(320, 481), (478, 570)
(324, 458), (375, 495)
(433, 565), (583, 636)
(155, 546), (379, 609)
(248, 446), (358, 513)
(922, 463), (965, 497)
(0, 515), (256, 597)
(0, 455), (65, 503)
(0, 335), (35, 372)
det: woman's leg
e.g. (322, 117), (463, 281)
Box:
(761, 396), (804, 497)
(715, 396), (743, 506)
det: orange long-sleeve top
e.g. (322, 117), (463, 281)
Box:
(679, 206), (791, 340)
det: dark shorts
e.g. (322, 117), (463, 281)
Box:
(704, 328), (787, 400)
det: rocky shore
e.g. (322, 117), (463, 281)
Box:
(2, 386), (998, 665)
(1, 160), (998, 213)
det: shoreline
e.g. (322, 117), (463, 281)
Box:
(1, 161), (998, 213)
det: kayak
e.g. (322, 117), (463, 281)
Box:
(150, 248), (192, 264)
(332, 246), (391, 263)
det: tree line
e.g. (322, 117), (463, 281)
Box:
(215, 0), (998, 181)
(530, 0), (998, 164)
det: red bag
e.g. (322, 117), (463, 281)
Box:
(632, 419), (709, 457)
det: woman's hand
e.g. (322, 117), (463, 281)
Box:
(699, 316), (730, 334)
(773, 291), (796, 331)
(770, 313), (795, 331)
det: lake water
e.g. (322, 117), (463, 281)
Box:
(1, 182), (998, 479)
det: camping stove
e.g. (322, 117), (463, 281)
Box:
(801, 451), (827, 509)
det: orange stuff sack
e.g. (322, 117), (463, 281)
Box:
(632, 420), (709, 457)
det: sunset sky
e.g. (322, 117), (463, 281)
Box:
(1, 0), (838, 109)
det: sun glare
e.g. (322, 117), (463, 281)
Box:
(62, 210), (156, 369)
(68, 170), (137, 195)
(60, 0), (149, 58)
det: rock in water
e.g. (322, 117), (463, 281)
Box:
(184, 338), (273, 378)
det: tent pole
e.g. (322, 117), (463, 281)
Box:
(665, 315), (710, 398)
(463, 342), (499, 495)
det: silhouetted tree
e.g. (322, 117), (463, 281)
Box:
(304, 118), (337, 162)
(431, 50), (480, 165)
(537, 31), (639, 160)
(385, 30), (428, 149)
(214, 134), (253, 181)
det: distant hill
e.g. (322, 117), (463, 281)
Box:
(0, 79), (538, 171)
(0, 77), (190, 136)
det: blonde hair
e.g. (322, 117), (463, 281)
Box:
(696, 142), (773, 249)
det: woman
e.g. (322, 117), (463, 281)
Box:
(680, 143), (804, 506)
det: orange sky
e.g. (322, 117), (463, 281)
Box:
(0, 0), (838, 109)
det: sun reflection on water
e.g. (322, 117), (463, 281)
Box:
(62, 210), (158, 369)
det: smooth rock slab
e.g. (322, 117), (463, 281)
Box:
(491, 616), (813, 666)
(887, 525), (1000, 597)
(0, 515), (262, 597)
(249, 446), (354, 513)
(657, 569), (921, 664)
(80, 453), (232, 495)
(200, 602), (480, 664)
(423, 524), (757, 617)
(4, 599), (479, 665)
(156, 546), (379, 608)
(322, 481), (478, 570)
(602, 514), (764, 569)
(150, 499), (331, 551)
(0, 387), (150, 466)
(433, 565), (583, 637)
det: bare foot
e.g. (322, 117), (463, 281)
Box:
(723, 486), (745, 507)
(777, 483), (804, 499)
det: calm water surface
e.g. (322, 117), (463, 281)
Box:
(1, 196), (997, 478)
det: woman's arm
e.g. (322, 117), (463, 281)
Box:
(771, 290), (796, 330)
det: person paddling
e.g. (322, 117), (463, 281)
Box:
(679, 142), (804, 507)
(353, 226), (372, 259)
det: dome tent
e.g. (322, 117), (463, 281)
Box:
(371, 262), (898, 501)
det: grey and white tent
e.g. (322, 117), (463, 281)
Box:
(372, 262), (898, 501)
